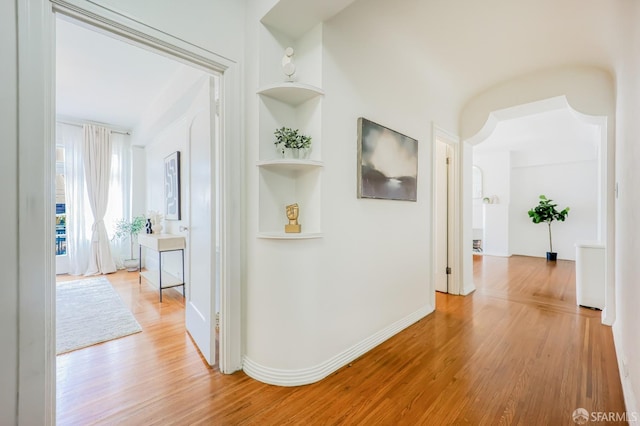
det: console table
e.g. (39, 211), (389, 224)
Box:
(138, 233), (186, 302)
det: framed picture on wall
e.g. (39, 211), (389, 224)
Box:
(357, 117), (418, 201)
(164, 151), (181, 220)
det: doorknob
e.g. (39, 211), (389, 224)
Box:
(179, 226), (189, 232)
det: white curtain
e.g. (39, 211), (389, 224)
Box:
(59, 122), (132, 275)
(107, 133), (132, 268)
(60, 123), (92, 275)
(83, 124), (117, 275)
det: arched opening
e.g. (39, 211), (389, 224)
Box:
(463, 94), (612, 324)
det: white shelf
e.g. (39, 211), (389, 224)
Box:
(257, 78), (324, 238)
(257, 82), (324, 106)
(257, 159), (324, 171)
(257, 232), (323, 240)
(140, 270), (183, 287)
(260, 0), (355, 39)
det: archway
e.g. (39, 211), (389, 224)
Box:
(459, 66), (615, 325)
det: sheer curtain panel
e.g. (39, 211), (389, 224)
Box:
(60, 123), (92, 275)
(107, 132), (132, 268)
(83, 124), (117, 275)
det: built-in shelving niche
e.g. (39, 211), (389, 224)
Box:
(256, 23), (324, 240)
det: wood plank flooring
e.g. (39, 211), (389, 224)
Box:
(56, 256), (625, 425)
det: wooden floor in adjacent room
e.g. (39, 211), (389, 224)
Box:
(56, 255), (625, 425)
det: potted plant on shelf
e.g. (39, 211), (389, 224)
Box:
(112, 216), (146, 271)
(527, 195), (570, 261)
(274, 126), (312, 159)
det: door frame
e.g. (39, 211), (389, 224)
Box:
(17, 0), (243, 422)
(431, 124), (461, 297)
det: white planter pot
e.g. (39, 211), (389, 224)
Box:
(123, 258), (139, 272)
(281, 147), (310, 159)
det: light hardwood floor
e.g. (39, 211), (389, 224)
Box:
(56, 256), (625, 425)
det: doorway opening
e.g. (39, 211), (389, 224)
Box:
(54, 11), (225, 414)
(432, 125), (460, 300)
(466, 96), (610, 323)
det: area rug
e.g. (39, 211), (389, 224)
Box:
(56, 277), (142, 354)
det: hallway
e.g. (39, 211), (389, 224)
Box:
(57, 256), (624, 425)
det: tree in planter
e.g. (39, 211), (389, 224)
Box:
(527, 195), (570, 261)
(274, 127), (312, 158)
(112, 216), (146, 271)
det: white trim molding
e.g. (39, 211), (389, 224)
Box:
(243, 304), (433, 386)
(50, 1), (244, 373)
(17, 0), (56, 423)
(17, 0), (244, 421)
(613, 325), (639, 420)
(431, 124), (466, 297)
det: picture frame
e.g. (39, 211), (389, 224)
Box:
(357, 117), (418, 201)
(164, 151), (181, 220)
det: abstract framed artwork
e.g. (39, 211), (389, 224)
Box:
(357, 117), (418, 201)
(164, 151), (181, 220)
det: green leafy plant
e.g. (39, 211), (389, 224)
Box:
(112, 216), (146, 260)
(527, 195), (570, 254)
(274, 127), (312, 150)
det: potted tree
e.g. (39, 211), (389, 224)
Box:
(274, 126), (312, 159)
(112, 216), (146, 271)
(527, 195), (570, 261)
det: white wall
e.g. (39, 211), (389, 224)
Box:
(461, 66), (615, 141)
(244, 0), (460, 382)
(0, 0), (18, 423)
(472, 151), (510, 231)
(138, 73), (210, 280)
(474, 152), (511, 205)
(510, 161), (598, 260)
(473, 148), (598, 261)
(131, 146), (146, 218)
(482, 204), (509, 256)
(613, 0), (640, 414)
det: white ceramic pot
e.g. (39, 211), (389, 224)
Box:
(123, 258), (139, 272)
(283, 148), (310, 159)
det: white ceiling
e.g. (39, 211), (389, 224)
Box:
(476, 109), (600, 152)
(474, 108), (601, 167)
(56, 0), (626, 136)
(56, 17), (185, 130)
(334, 0), (623, 107)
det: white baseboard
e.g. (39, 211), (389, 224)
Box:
(242, 304), (434, 386)
(613, 324), (639, 422)
(601, 306), (614, 326)
(461, 281), (476, 296)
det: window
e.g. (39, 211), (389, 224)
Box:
(56, 147), (67, 256)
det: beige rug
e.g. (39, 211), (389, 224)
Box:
(56, 277), (142, 354)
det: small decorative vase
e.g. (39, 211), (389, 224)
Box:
(146, 218), (152, 234)
(152, 223), (163, 234)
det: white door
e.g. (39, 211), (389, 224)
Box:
(434, 140), (452, 293)
(185, 77), (217, 365)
